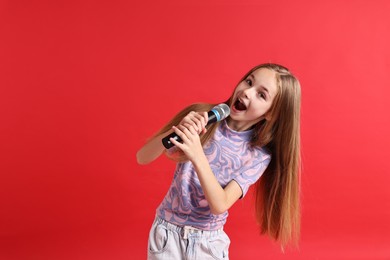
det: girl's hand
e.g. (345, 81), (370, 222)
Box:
(177, 111), (208, 135)
(170, 111), (208, 161)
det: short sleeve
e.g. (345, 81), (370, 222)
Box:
(233, 153), (271, 198)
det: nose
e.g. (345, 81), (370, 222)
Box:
(243, 87), (255, 99)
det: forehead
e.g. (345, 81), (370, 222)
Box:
(250, 68), (278, 95)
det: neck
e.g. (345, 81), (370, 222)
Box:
(226, 118), (256, 132)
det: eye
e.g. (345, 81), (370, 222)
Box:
(245, 79), (252, 86)
(258, 92), (266, 99)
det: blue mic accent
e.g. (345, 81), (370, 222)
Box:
(211, 109), (221, 121)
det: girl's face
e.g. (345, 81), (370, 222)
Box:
(228, 68), (278, 131)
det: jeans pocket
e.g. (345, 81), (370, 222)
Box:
(207, 231), (230, 260)
(148, 223), (170, 254)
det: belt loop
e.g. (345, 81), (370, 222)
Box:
(183, 226), (190, 239)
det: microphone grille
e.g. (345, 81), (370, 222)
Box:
(212, 103), (231, 121)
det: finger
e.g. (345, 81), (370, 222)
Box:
(182, 120), (201, 137)
(195, 111), (206, 123)
(184, 122), (198, 132)
(187, 125), (198, 135)
(191, 113), (205, 134)
(180, 111), (196, 124)
(186, 112), (197, 121)
(183, 112), (207, 134)
(179, 125), (196, 138)
(199, 112), (208, 135)
(196, 116), (203, 134)
(194, 112), (207, 133)
(172, 126), (189, 143)
(182, 113), (200, 131)
(203, 111), (208, 124)
(179, 125), (199, 143)
(169, 136), (183, 148)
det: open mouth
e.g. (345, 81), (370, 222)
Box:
(233, 98), (247, 111)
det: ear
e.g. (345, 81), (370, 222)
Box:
(264, 113), (272, 121)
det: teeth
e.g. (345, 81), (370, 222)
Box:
(234, 97), (247, 111)
(239, 98), (246, 107)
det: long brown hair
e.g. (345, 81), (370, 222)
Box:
(153, 63), (301, 249)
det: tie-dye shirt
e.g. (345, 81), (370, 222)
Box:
(157, 120), (271, 230)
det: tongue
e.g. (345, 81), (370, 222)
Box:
(235, 100), (246, 111)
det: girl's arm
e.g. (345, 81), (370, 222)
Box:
(170, 115), (243, 215)
(136, 130), (173, 165)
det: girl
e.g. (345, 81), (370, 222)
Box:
(137, 63), (301, 259)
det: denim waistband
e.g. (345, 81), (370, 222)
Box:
(154, 216), (223, 239)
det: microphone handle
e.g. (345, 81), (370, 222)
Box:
(162, 110), (218, 149)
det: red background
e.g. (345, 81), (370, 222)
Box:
(1, 0), (390, 259)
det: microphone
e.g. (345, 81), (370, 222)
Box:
(162, 103), (231, 149)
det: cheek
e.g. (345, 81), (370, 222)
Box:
(262, 104), (273, 115)
(251, 103), (268, 117)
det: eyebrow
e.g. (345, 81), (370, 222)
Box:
(249, 74), (271, 98)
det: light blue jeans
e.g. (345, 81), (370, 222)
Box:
(148, 216), (230, 260)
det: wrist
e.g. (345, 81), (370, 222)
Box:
(192, 153), (209, 171)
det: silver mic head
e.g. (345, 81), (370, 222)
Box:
(212, 103), (231, 121)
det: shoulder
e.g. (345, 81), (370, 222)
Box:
(250, 145), (272, 162)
